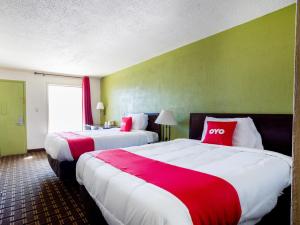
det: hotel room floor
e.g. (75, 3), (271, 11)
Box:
(0, 150), (89, 225)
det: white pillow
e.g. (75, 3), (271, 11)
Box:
(201, 116), (264, 149)
(127, 113), (148, 130)
(247, 118), (264, 149)
(141, 114), (149, 130)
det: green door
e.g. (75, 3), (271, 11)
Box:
(0, 80), (26, 156)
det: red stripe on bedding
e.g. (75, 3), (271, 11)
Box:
(94, 149), (241, 225)
(57, 132), (94, 160)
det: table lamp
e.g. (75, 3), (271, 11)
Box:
(155, 110), (177, 141)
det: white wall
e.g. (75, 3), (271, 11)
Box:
(0, 67), (101, 149)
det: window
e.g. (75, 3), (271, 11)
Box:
(48, 84), (82, 132)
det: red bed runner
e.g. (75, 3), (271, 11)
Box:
(57, 132), (94, 160)
(94, 149), (241, 225)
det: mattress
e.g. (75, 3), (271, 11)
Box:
(45, 128), (159, 161)
(76, 139), (291, 225)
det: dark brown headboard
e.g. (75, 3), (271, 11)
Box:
(145, 113), (161, 141)
(189, 113), (293, 156)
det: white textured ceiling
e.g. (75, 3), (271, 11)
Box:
(0, 0), (295, 77)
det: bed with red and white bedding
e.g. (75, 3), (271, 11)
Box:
(45, 113), (161, 179)
(76, 138), (291, 225)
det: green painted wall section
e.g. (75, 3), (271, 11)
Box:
(101, 5), (296, 139)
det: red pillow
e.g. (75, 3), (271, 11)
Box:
(202, 121), (237, 146)
(120, 117), (132, 132)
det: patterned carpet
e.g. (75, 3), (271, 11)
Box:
(0, 151), (89, 225)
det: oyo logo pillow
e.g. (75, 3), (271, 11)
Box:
(120, 117), (132, 132)
(202, 121), (237, 146)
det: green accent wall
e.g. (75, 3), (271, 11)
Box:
(101, 5), (296, 139)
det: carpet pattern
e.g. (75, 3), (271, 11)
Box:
(0, 151), (89, 225)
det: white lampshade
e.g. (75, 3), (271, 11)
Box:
(155, 110), (177, 126)
(96, 102), (104, 110)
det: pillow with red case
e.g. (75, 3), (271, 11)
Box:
(120, 117), (132, 132)
(202, 121), (237, 146)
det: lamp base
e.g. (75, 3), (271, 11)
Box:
(161, 125), (171, 141)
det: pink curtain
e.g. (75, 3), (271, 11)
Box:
(82, 76), (94, 125)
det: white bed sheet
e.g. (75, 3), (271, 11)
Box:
(45, 128), (158, 161)
(76, 139), (291, 225)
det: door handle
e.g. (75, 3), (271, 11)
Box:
(16, 116), (24, 126)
